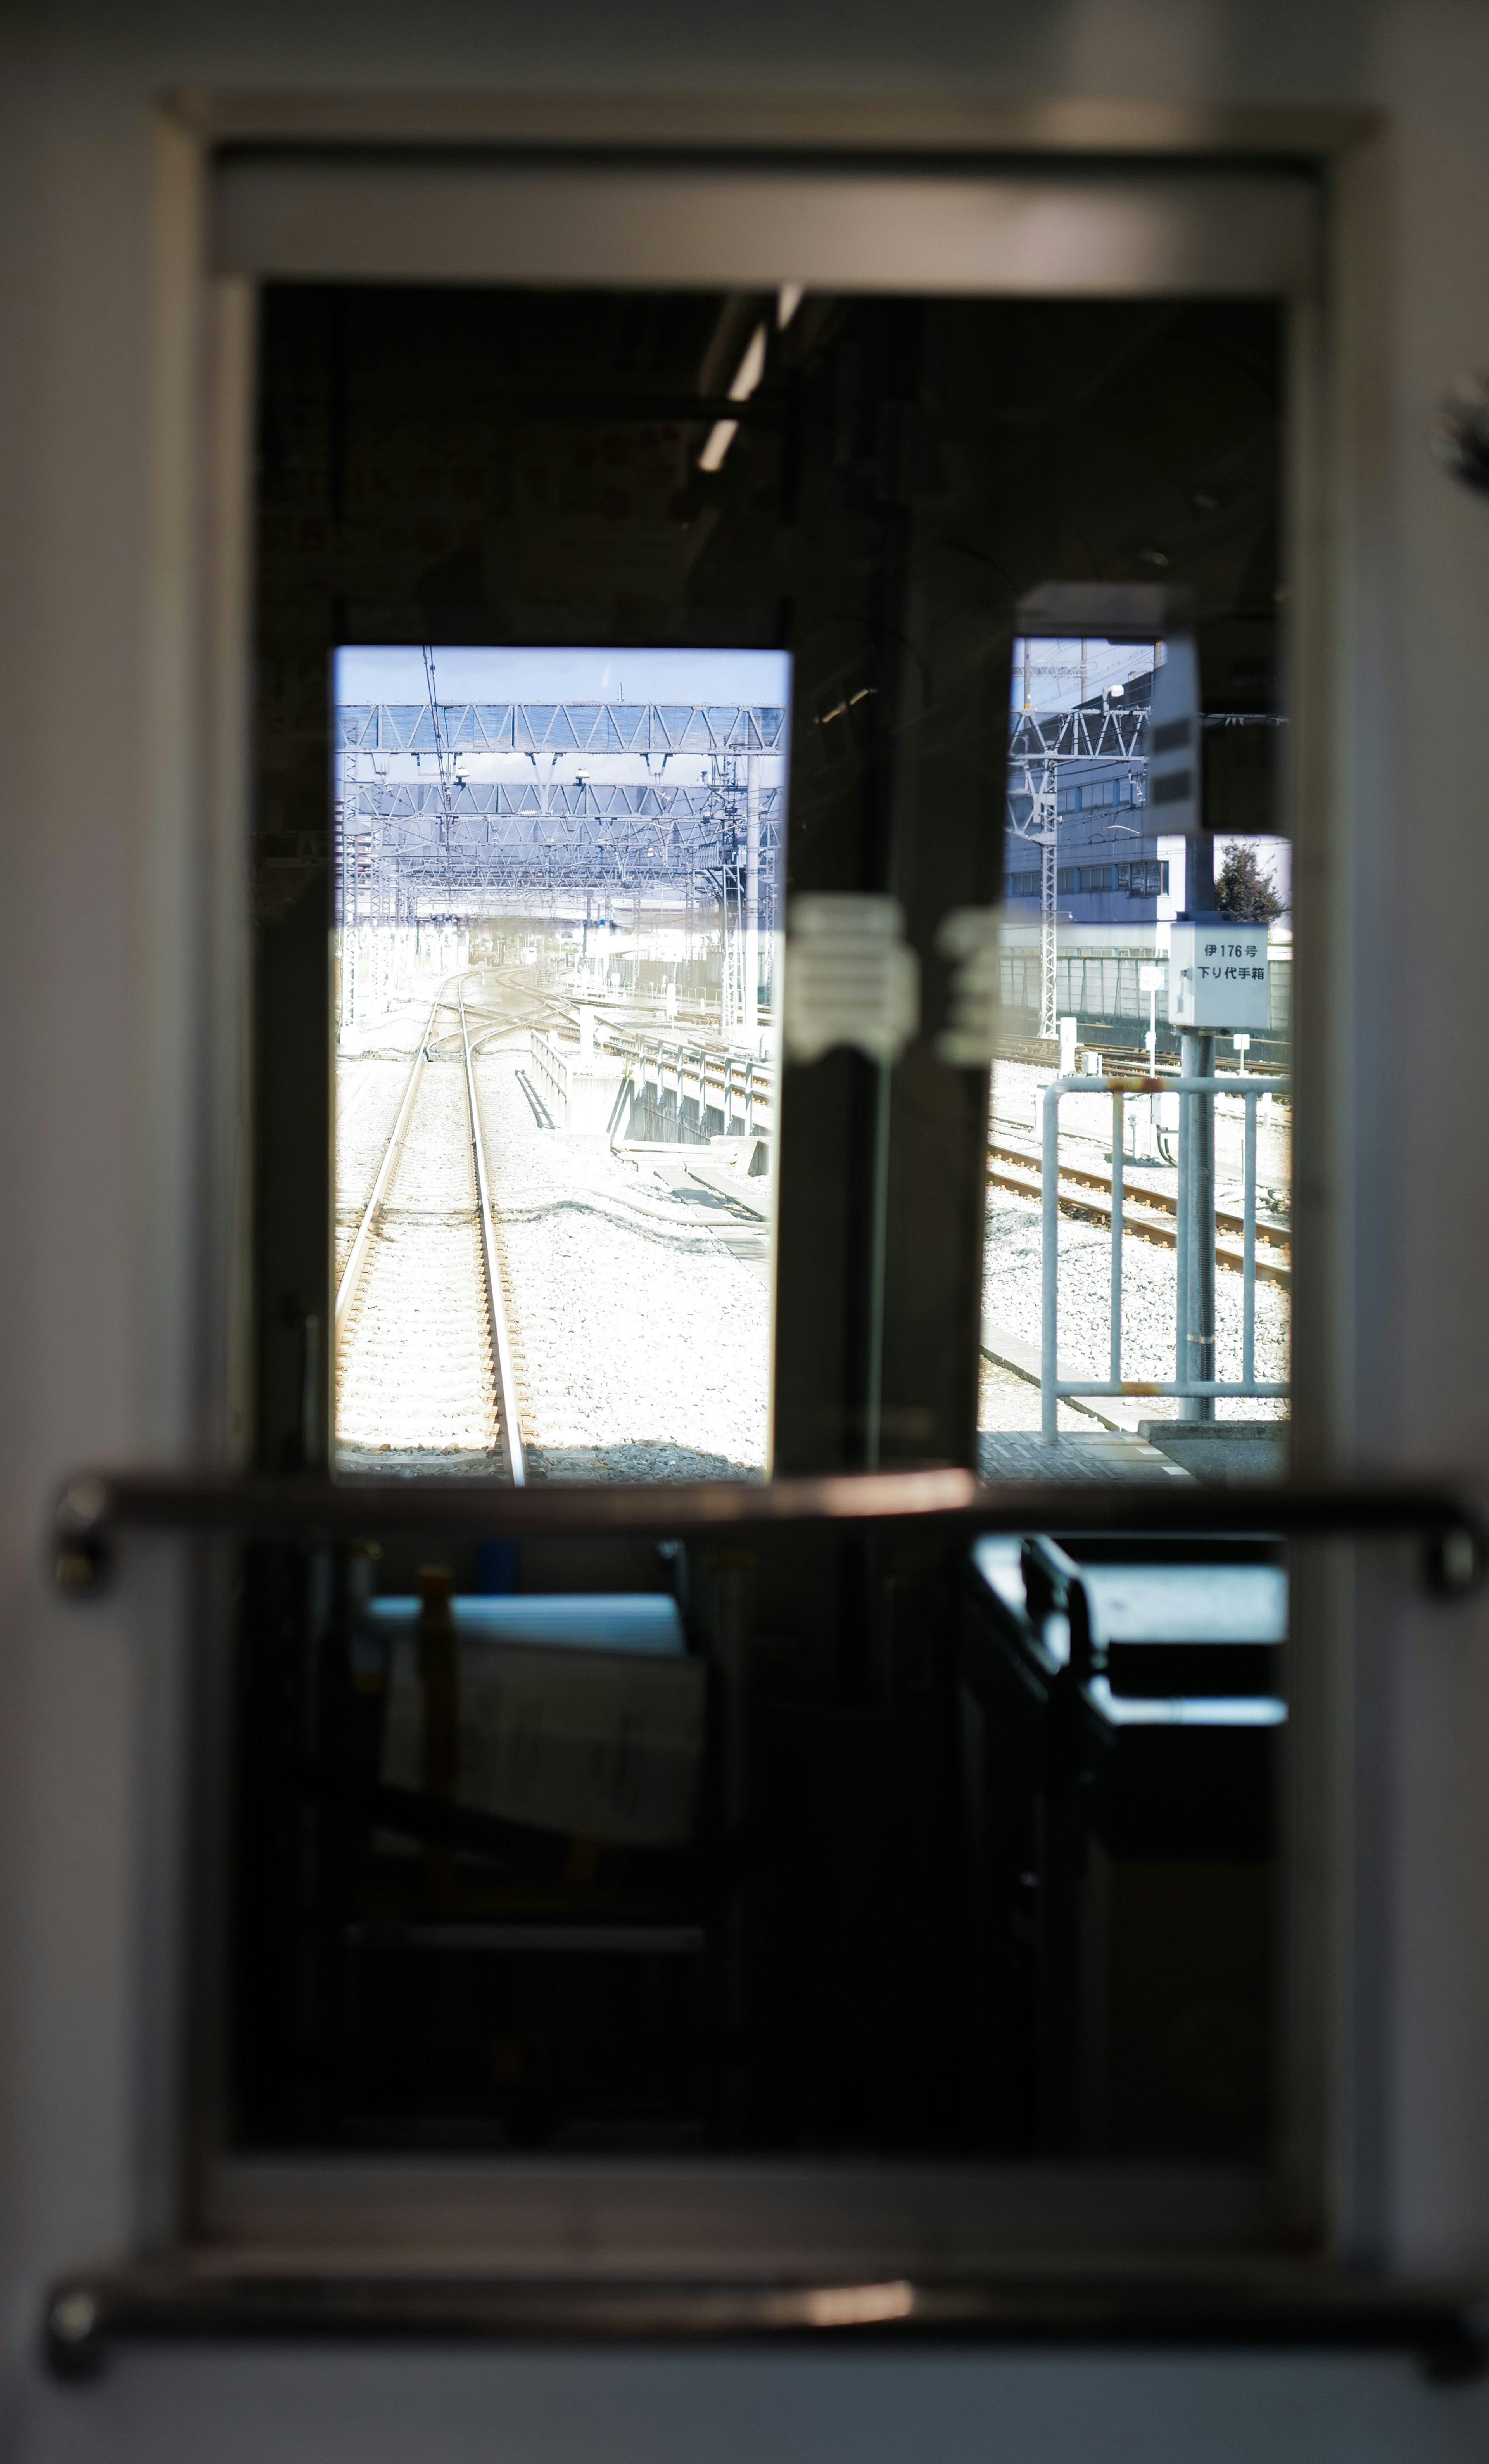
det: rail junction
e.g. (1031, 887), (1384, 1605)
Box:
(334, 965), (776, 1481)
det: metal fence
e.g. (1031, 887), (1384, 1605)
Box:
(1040, 1073), (1291, 1441)
(1001, 948), (1292, 1039)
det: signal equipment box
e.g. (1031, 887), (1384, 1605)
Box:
(1168, 920), (1270, 1031)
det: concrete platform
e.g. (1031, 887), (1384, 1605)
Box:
(981, 1323), (1151, 1435)
(1140, 1419), (1289, 1485)
(979, 1429), (1195, 1484)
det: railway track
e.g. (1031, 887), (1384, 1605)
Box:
(334, 977), (527, 1480)
(988, 1136), (1292, 1286)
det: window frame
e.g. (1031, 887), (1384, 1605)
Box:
(164, 93), (1376, 2274)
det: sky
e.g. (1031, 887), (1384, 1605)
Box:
(337, 639), (1148, 715)
(1009, 635), (1158, 712)
(335, 645), (793, 708)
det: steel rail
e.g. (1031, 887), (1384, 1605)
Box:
(332, 991), (444, 1347)
(988, 1148), (1291, 1286)
(990, 1137), (1290, 1248)
(459, 977), (526, 1486)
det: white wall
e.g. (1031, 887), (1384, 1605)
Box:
(3, 1), (1489, 2453)
(10, 2346), (1489, 2464)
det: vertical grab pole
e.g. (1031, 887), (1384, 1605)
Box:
(1042, 1080), (1061, 1443)
(1242, 1084), (1258, 1390)
(1110, 1085), (1124, 1387)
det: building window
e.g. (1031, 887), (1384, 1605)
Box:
(1008, 861), (1169, 901)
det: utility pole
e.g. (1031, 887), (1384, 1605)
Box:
(1011, 755), (1061, 1043)
(422, 645), (458, 890)
(1039, 769), (1058, 1042)
(1010, 639), (1079, 1047)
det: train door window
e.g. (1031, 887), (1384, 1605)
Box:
(333, 641), (788, 1483)
(954, 306), (1293, 2170)
(222, 153), (1324, 2251)
(981, 527), (1292, 1476)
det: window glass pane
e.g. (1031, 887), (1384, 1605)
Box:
(974, 312), (1290, 1488)
(333, 645), (788, 1482)
(242, 276), (1294, 2176)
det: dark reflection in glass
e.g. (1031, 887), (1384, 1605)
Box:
(238, 283), (1287, 2164)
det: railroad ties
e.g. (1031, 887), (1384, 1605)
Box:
(333, 978), (525, 1478)
(987, 1137), (1291, 1286)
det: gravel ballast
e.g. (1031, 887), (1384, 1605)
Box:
(475, 1047), (769, 1482)
(335, 1054), (501, 1470)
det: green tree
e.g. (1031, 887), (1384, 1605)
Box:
(1215, 840), (1283, 922)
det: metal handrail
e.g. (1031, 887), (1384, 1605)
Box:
(1042, 1073), (1290, 1439)
(50, 1466), (1486, 1599)
(41, 2258), (1488, 2381)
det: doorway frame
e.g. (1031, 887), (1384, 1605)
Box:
(146, 88), (1387, 2273)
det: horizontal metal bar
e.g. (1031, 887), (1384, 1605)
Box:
(54, 1465), (976, 1549)
(1049, 1075), (1291, 1097)
(1059, 1382), (1291, 1398)
(49, 1468), (1486, 1596)
(42, 2263), (1487, 2381)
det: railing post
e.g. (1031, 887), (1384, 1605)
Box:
(1177, 1030), (1216, 1420)
(1194, 1035), (1216, 1421)
(1110, 1085), (1124, 1387)
(1042, 1081), (1061, 1444)
(1175, 1060), (1190, 1405)
(1030, 1069), (1286, 1420)
(1242, 1084), (1258, 1390)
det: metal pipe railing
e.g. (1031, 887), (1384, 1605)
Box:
(1109, 1087), (1124, 1387)
(48, 1465), (1486, 1603)
(40, 2257), (1489, 2380)
(1040, 1074), (1290, 1442)
(598, 1025), (776, 1137)
(1243, 1072), (1259, 1388)
(1178, 1028), (1216, 1421)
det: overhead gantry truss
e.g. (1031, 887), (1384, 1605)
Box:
(1004, 707), (1151, 1041)
(339, 700), (787, 760)
(1007, 706), (1149, 764)
(1006, 706), (1152, 830)
(335, 700), (788, 904)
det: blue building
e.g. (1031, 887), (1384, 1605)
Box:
(1002, 669), (1171, 929)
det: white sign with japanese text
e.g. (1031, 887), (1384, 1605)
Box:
(1168, 920), (1270, 1031)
